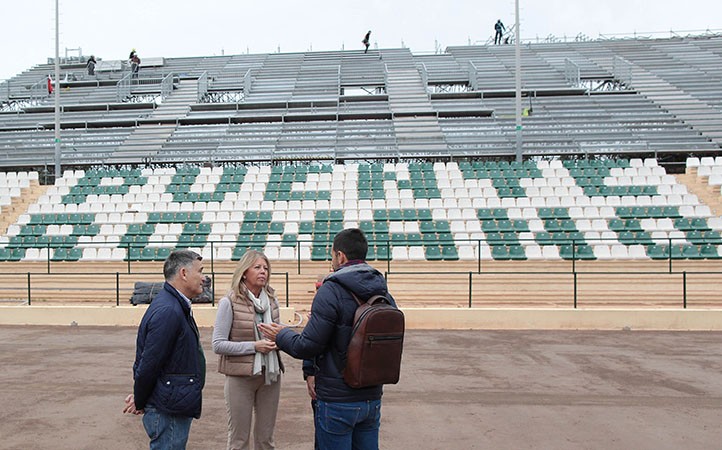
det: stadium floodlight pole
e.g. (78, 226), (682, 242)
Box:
(514, 0), (522, 162)
(54, 0), (61, 180)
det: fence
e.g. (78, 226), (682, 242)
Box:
(0, 270), (290, 308)
(1, 265), (718, 310)
(3, 235), (722, 310)
(10, 235), (722, 275)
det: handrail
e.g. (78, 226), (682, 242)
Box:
(417, 63), (429, 95)
(0, 79), (9, 103)
(468, 61), (478, 91)
(243, 69), (253, 98)
(160, 73), (173, 100)
(197, 71), (208, 103)
(613, 56), (633, 87)
(564, 58), (580, 87)
(116, 72), (132, 102)
(30, 77), (49, 104)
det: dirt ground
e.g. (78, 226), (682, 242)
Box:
(0, 326), (721, 450)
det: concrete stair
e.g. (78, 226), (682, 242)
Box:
(0, 181), (46, 235)
(676, 171), (722, 216)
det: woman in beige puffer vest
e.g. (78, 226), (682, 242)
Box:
(212, 250), (284, 450)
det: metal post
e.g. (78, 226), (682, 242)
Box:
(211, 272), (216, 307)
(514, 0), (522, 162)
(573, 271), (577, 308)
(54, 0), (61, 181)
(116, 272), (120, 306)
(682, 271), (687, 309)
(468, 272), (473, 308)
(285, 272), (289, 308)
(27, 272), (31, 306)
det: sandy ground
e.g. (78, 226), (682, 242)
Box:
(0, 326), (721, 449)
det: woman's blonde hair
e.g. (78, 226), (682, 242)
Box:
(229, 249), (272, 299)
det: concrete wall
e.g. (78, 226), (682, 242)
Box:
(1, 306), (722, 330)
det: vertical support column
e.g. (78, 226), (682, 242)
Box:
(514, 0), (522, 162)
(54, 0), (61, 181)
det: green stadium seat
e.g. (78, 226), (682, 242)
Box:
(700, 244), (721, 259)
(508, 245), (527, 260)
(491, 246), (510, 260)
(425, 246), (442, 261)
(441, 245), (459, 261)
(232, 247), (248, 261)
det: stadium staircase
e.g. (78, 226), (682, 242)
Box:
(0, 180), (45, 235)
(245, 53), (304, 102)
(109, 124), (176, 164)
(382, 49), (448, 157)
(149, 79), (197, 120)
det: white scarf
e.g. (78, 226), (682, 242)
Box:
(248, 288), (281, 385)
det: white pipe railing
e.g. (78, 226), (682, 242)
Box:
(243, 69), (253, 97)
(565, 58), (580, 86)
(0, 80), (9, 103)
(160, 73), (173, 100)
(116, 72), (132, 102)
(613, 56), (633, 87)
(30, 77), (49, 104)
(468, 61), (478, 91)
(418, 63), (429, 95)
(197, 71), (208, 102)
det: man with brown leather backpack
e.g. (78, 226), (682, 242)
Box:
(259, 228), (401, 450)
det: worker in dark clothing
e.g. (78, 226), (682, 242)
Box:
(87, 56), (96, 76)
(362, 31), (371, 53)
(494, 19), (505, 45)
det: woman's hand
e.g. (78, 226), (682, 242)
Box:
(254, 339), (277, 354)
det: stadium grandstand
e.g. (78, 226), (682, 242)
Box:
(1, 33), (722, 313)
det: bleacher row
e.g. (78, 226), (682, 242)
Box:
(1, 158), (721, 262)
(3, 35), (722, 168)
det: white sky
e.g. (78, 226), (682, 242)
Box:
(1, 0), (720, 81)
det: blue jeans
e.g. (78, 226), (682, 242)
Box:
(315, 399), (381, 450)
(142, 406), (193, 450)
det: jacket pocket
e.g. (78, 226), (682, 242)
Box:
(155, 374), (202, 415)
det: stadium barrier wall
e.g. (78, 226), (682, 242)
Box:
(2, 305), (722, 330)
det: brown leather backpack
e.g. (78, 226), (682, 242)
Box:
(341, 292), (405, 388)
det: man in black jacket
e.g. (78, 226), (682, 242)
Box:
(494, 19), (505, 45)
(260, 228), (396, 450)
(123, 250), (206, 450)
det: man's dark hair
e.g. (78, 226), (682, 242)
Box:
(333, 228), (368, 261)
(163, 250), (202, 280)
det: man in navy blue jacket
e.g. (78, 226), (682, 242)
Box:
(123, 250), (206, 450)
(260, 228), (396, 450)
